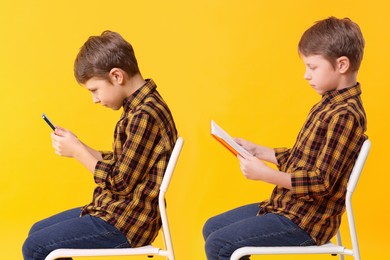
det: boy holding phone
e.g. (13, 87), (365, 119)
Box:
(23, 31), (177, 260)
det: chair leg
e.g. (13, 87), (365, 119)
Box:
(335, 231), (345, 260)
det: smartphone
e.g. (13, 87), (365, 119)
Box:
(42, 113), (56, 130)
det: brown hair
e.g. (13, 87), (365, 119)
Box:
(74, 31), (140, 84)
(298, 17), (365, 72)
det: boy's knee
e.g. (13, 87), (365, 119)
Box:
(202, 217), (217, 240)
(22, 235), (47, 260)
(204, 231), (226, 260)
(28, 220), (44, 236)
(22, 236), (35, 259)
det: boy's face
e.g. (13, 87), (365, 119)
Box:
(83, 77), (126, 110)
(301, 54), (341, 95)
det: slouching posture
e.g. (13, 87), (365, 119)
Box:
(82, 79), (177, 247)
(23, 31), (177, 260)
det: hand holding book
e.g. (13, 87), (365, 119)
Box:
(210, 120), (252, 159)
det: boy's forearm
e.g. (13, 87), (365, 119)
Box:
(255, 146), (278, 165)
(264, 168), (292, 189)
(74, 144), (99, 174)
(82, 142), (103, 161)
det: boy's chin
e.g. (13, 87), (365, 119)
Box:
(101, 104), (121, 110)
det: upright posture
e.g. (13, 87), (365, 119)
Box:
(23, 31), (177, 260)
(203, 17), (367, 260)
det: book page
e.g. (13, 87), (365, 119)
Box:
(210, 120), (252, 159)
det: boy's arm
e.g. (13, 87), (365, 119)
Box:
(93, 112), (161, 194)
(290, 113), (364, 197)
(237, 155), (292, 189)
(234, 138), (279, 165)
(81, 142), (103, 161)
(238, 114), (363, 193)
(51, 127), (100, 173)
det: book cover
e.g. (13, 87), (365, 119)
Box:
(210, 120), (252, 159)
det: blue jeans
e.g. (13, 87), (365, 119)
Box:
(203, 203), (316, 260)
(22, 208), (131, 260)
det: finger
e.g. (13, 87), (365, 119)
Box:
(237, 154), (245, 161)
(52, 142), (59, 151)
(55, 125), (65, 131)
(54, 128), (63, 136)
(234, 137), (243, 145)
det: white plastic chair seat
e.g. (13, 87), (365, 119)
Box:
(45, 245), (162, 259)
(231, 242), (348, 258)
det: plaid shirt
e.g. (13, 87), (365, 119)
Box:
(81, 79), (177, 247)
(259, 84), (367, 245)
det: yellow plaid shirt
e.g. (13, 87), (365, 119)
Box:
(259, 83), (367, 245)
(81, 79), (177, 247)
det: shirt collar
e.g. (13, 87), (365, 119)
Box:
(322, 83), (362, 104)
(122, 79), (157, 111)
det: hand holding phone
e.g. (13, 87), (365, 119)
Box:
(42, 113), (56, 130)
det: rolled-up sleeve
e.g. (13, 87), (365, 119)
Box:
(274, 147), (291, 170)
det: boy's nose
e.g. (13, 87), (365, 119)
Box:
(92, 96), (100, 104)
(303, 69), (311, 80)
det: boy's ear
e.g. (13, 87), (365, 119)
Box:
(336, 56), (350, 74)
(109, 68), (125, 84)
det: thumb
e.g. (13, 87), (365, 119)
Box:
(54, 126), (65, 136)
(234, 137), (242, 144)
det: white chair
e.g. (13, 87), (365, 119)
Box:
(44, 137), (184, 260)
(231, 139), (371, 260)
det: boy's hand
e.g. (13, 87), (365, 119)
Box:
(234, 138), (257, 156)
(51, 126), (83, 158)
(237, 154), (271, 181)
(235, 138), (279, 165)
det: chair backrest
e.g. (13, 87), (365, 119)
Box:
(159, 137), (184, 260)
(344, 138), (371, 259)
(347, 139), (371, 193)
(160, 137), (184, 194)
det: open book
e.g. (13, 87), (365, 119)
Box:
(210, 120), (252, 159)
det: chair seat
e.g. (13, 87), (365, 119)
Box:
(231, 242), (348, 258)
(45, 245), (162, 259)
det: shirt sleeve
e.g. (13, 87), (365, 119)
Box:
(290, 113), (363, 198)
(93, 112), (160, 194)
(274, 147), (291, 169)
(100, 151), (113, 160)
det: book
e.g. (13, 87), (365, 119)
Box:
(210, 120), (252, 159)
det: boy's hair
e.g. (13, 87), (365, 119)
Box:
(298, 17), (365, 72)
(74, 31), (140, 84)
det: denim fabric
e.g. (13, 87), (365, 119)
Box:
(203, 203), (315, 260)
(22, 208), (131, 260)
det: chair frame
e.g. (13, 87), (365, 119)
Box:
(44, 137), (184, 260)
(231, 139), (371, 260)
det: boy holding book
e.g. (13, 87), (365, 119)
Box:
(203, 17), (367, 260)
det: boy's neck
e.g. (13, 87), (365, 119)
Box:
(125, 73), (146, 97)
(336, 72), (358, 91)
